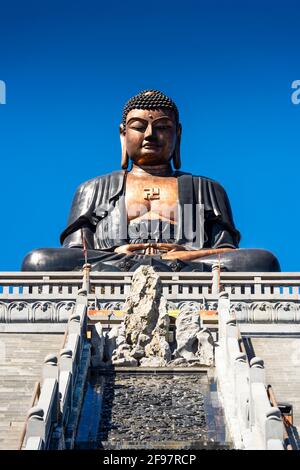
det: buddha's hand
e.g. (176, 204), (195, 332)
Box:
(114, 243), (187, 255)
(114, 244), (148, 255)
(161, 247), (234, 261)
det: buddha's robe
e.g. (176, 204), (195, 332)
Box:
(21, 170), (280, 272)
(60, 170), (240, 251)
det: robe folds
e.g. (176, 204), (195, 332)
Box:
(60, 170), (240, 252)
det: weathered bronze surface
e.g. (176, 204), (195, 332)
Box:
(21, 90), (280, 272)
(125, 171), (178, 223)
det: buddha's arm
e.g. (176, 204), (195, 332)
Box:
(114, 243), (234, 260)
(114, 243), (186, 254)
(60, 178), (99, 249)
(160, 247), (234, 261)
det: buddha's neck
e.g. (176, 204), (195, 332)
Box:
(130, 163), (174, 177)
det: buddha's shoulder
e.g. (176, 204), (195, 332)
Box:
(74, 170), (125, 192)
(177, 171), (226, 191)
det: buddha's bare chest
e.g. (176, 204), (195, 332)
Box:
(125, 174), (178, 222)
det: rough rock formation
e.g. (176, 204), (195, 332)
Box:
(174, 305), (202, 361)
(196, 328), (215, 366)
(111, 266), (171, 367)
(100, 265), (215, 367)
(170, 305), (215, 366)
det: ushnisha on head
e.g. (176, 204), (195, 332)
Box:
(120, 90), (182, 170)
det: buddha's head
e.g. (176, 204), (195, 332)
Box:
(120, 90), (182, 169)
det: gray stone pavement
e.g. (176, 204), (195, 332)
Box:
(0, 333), (63, 450)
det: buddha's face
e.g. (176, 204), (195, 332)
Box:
(120, 108), (180, 166)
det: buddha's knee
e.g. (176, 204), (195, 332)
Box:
(248, 249), (280, 272)
(199, 248), (280, 272)
(21, 248), (53, 271)
(22, 247), (86, 271)
(224, 248), (281, 272)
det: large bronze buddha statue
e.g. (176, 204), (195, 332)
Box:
(22, 90), (280, 272)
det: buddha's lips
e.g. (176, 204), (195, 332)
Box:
(142, 143), (161, 149)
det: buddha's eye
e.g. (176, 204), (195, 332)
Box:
(129, 123), (147, 131)
(155, 125), (171, 130)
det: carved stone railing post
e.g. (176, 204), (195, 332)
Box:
(249, 356), (265, 430)
(82, 264), (91, 294)
(58, 348), (73, 428)
(218, 291), (230, 339)
(43, 354), (59, 381)
(225, 319), (241, 371)
(70, 289), (88, 336)
(68, 313), (81, 335)
(60, 348), (73, 374)
(212, 263), (220, 295)
(254, 276), (262, 296)
(250, 357), (265, 384)
(25, 407), (45, 446)
(233, 353), (249, 430)
(265, 408), (284, 450)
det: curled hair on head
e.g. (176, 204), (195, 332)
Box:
(122, 90), (179, 133)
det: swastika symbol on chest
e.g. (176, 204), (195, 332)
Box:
(143, 188), (160, 201)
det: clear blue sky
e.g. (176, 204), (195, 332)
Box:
(0, 0), (300, 271)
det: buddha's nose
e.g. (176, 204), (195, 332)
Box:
(144, 123), (154, 139)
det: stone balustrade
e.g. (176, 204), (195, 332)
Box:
(25, 377), (58, 449)
(0, 272), (300, 327)
(215, 293), (285, 450)
(0, 272), (299, 300)
(23, 290), (90, 450)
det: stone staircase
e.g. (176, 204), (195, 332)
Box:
(0, 333), (64, 450)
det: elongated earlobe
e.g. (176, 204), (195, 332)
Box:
(120, 124), (129, 169)
(121, 145), (129, 169)
(173, 124), (182, 170)
(173, 146), (181, 169)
